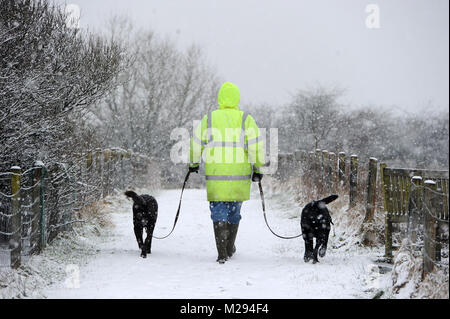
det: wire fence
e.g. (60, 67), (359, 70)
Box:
(0, 148), (158, 269)
(277, 150), (377, 212)
(376, 164), (448, 280)
(277, 150), (449, 265)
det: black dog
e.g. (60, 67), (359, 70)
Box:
(300, 195), (338, 264)
(124, 191), (158, 258)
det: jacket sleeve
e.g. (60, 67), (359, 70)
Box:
(189, 114), (208, 167)
(245, 115), (265, 172)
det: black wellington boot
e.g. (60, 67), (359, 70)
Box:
(226, 223), (239, 258)
(213, 221), (229, 264)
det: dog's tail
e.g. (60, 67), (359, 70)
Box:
(124, 190), (145, 205)
(319, 194), (339, 204)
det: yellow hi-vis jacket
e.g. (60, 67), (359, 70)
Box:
(189, 82), (265, 202)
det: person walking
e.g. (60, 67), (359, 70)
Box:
(189, 82), (265, 264)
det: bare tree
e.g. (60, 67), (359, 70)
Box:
(279, 86), (343, 152)
(0, 0), (125, 172)
(277, 83), (448, 169)
(335, 108), (397, 159)
(91, 18), (220, 183)
(0, 0), (126, 245)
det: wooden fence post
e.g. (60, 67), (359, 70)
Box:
(294, 150), (302, 177)
(423, 180), (439, 277)
(120, 151), (125, 190)
(39, 164), (47, 249)
(294, 150), (303, 180)
(361, 158), (378, 246)
(64, 161), (73, 232)
(442, 179), (449, 221)
(409, 176), (423, 245)
(364, 157), (378, 222)
(338, 152), (346, 189)
(78, 152), (83, 192)
(10, 166), (22, 268)
(329, 152), (337, 193)
(381, 164), (393, 259)
(86, 152), (93, 203)
(379, 163), (387, 210)
(131, 153), (138, 185)
(349, 155), (358, 208)
(314, 149), (321, 172)
(125, 151), (132, 189)
(110, 149), (115, 194)
(137, 155), (143, 186)
(281, 153), (287, 180)
(300, 151), (308, 182)
(124, 151), (130, 188)
(32, 164), (43, 253)
(322, 150), (330, 193)
(276, 153), (284, 180)
(385, 214), (393, 259)
(315, 149), (322, 196)
(305, 151), (314, 190)
(86, 152), (93, 178)
(308, 151), (314, 165)
(95, 149), (102, 199)
(103, 149), (111, 197)
(286, 153), (294, 179)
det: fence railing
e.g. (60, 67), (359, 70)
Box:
(276, 150), (449, 275)
(382, 167), (448, 276)
(0, 148), (157, 269)
(276, 150), (380, 222)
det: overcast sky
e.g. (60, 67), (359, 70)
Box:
(54, 0), (449, 113)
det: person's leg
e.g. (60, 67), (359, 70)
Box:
(227, 201), (242, 225)
(226, 201), (242, 258)
(210, 201), (228, 223)
(210, 202), (229, 263)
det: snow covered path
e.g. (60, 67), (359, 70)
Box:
(44, 188), (377, 299)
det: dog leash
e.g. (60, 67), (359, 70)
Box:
(153, 171), (191, 239)
(258, 180), (303, 240)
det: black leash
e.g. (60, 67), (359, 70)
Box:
(153, 171), (191, 239)
(153, 173), (305, 240)
(258, 181), (303, 240)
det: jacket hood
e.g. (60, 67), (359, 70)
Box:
(217, 82), (240, 109)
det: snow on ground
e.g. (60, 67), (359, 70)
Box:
(42, 186), (386, 299)
(0, 213), (109, 299)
